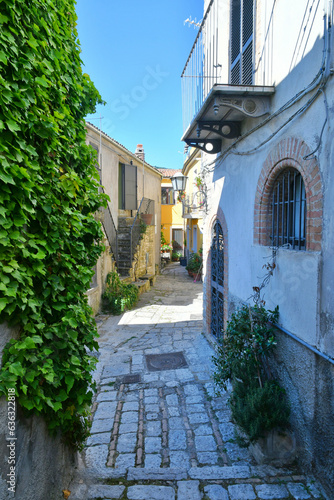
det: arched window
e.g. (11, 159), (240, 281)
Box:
(270, 168), (306, 250)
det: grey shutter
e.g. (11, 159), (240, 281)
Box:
(230, 0), (253, 85)
(124, 164), (137, 210)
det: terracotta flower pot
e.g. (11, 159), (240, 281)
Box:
(188, 270), (201, 281)
(141, 214), (153, 225)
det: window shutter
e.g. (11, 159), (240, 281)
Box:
(241, 0), (253, 85)
(124, 164), (137, 210)
(230, 0), (254, 85)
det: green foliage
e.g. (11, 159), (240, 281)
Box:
(161, 243), (173, 252)
(172, 251), (182, 261)
(213, 304), (279, 391)
(139, 217), (147, 238)
(213, 304), (290, 442)
(230, 369), (290, 442)
(0, 0), (106, 449)
(102, 272), (138, 315)
(161, 228), (166, 246)
(185, 252), (202, 273)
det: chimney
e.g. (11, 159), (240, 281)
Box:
(135, 144), (145, 161)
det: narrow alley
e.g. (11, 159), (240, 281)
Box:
(69, 263), (325, 500)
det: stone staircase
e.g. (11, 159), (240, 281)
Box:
(117, 216), (141, 278)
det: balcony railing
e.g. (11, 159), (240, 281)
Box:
(181, 0), (220, 133)
(182, 193), (206, 218)
(181, 0), (274, 137)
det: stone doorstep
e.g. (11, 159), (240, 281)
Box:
(84, 464), (321, 483)
(74, 476), (325, 500)
(139, 274), (156, 286)
(133, 279), (150, 295)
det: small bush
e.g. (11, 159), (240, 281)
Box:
(102, 272), (138, 315)
(172, 251), (182, 261)
(213, 304), (290, 443)
(229, 363), (290, 442)
(185, 253), (202, 273)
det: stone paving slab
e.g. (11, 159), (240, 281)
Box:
(68, 263), (328, 500)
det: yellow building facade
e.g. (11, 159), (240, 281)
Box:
(182, 149), (203, 259)
(158, 168), (185, 258)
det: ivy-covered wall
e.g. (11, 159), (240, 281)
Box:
(0, 1), (106, 494)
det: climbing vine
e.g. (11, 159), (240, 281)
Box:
(0, 0), (107, 448)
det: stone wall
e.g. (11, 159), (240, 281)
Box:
(271, 333), (334, 498)
(132, 225), (155, 280)
(0, 323), (76, 500)
(87, 236), (116, 315)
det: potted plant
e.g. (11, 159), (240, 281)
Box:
(195, 176), (203, 190)
(177, 190), (186, 203)
(140, 213), (153, 225)
(213, 304), (293, 465)
(161, 243), (173, 259)
(172, 251), (182, 262)
(185, 252), (202, 280)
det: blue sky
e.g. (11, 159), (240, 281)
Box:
(75, 0), (203, 170)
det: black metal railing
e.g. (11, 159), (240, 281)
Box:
(181, 0), (273, 133)
(181, 0), (220, 133)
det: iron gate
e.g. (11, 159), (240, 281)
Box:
(211, 221), (224, 337)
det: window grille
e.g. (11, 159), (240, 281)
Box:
(270, 168), (306, 250)
(230, 0), (254, 85)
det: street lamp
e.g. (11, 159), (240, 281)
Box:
(171, 172), (207, 211)
(171, 171), (188, 192)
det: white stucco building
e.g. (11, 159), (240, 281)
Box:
(181, 0), (334, 495)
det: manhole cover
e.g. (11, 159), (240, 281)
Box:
(121, 374), (141, 384)
(145, 352), (188, 372)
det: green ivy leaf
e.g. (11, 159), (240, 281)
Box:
(8, 362), (25, 377)
(7, 120), (21, 132)
(0, 51), (7, 65)
(34, 76), (49, 87)
(0, 298), (8, 312)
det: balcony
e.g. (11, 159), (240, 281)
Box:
(182, 193), (205, 219)
(181, 0), (275, 154)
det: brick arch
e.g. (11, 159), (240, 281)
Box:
(204, 206), (229, 335)
(254, 137), (323, 251)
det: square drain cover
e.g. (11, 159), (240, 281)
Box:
(146, 352), (188, 372)
(122, 374), (141, 384)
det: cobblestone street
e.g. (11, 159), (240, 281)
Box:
(69, 263), (326, 500)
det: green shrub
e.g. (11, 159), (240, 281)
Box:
(185, 253), (202, 273)
(213, 304), (279, 390)
(102, 272), (138, 315)
(172, 251), (182, 261)
(228, 363), (290, 442)
(213, 304), (290, 443)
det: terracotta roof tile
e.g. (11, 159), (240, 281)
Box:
(157, 168), (180, 178)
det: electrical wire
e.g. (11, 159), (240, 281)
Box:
(303, 87), (329, 159)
